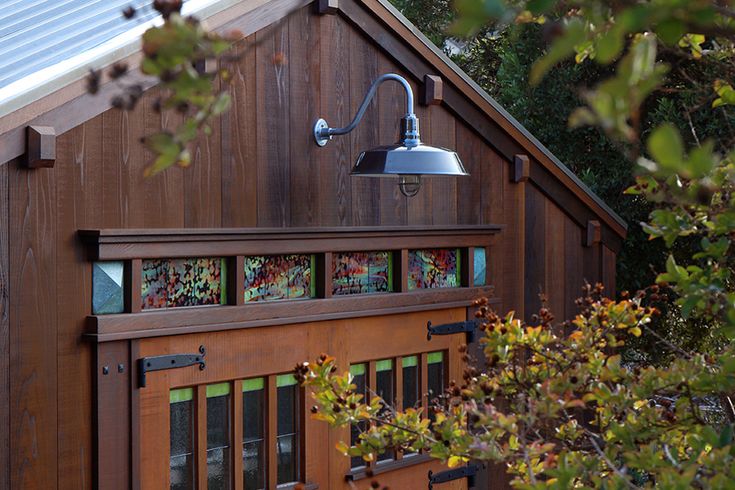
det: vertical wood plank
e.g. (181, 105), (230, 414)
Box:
(525, 185), (546, 322)
(266, 375), (277, 487)
(545, 203), (566, 322)
(197, 385), (208, 489)
(289, 7), (321, 227)
(232, 379), (244, 490)
(222, 35), (259, 227)
(501, 160), (525, 317)
(256, 21), (291, 227)
(455, 122), (483, 225)
(406, 76), (432, 226)
(316, 252), (333, 298)
(564, 216), (584, 321)
(428, 104), (457, 225)
(9, 156), (57, 489)
(349, 26), (380, 226)
(602, 246), (617, 298)
(56, 120), (103, 489)
(0, 158), (8, 490)
(101, 110), (127, 228)
(126, 259), (142, 314)
(228, 256), (245, 306)
(318, 14), (352, 226)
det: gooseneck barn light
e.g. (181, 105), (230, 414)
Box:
(313, 73), (468, 197)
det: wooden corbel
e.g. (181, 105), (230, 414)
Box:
(421, 75), (443, 106)
(25, 126), (56, 168)
(585, 220), (601, 247)
(315, 0), (338, 14)
(512, 154), (529, 183)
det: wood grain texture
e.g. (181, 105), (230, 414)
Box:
(9, 156), (58, 489)
(564, 215), (585, 321)
(0, 158), (9, 490)
(524, 185), (546, 321)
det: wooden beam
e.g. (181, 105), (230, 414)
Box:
(585, 220), (601, 247)
(421, 75), (443, 106)
(316, 0), (338, 14)
(512, 154), (529, 183)
(25, 126), (56, 168)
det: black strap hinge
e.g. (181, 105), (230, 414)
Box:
(427, 320), (478, 343)
(428, 464), (480, 489)
(137, 345), (206, 388)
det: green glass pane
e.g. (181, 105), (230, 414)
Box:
(92, 261), (124, 315)
(170, 388), (194, 404)
(206, 382), (231, 398)
(402, 356), (418, 368)
(427, 352), (444, 364)
(349, 363), (366, 376)
(375, 359), (393, 372)
(276, 374), (297, 387)
(242, 378), (264, 392)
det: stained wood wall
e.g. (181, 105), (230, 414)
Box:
(0, 3), (617, 488)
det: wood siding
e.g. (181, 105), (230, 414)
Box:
(0, 4), (616, 488)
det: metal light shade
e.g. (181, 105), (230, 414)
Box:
(313, 73), (469, 197)
(352, 143), (467, 177)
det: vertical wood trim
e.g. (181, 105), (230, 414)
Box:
(266, 375), (278, 488)
(232, 379), (244, 490)
(461, 247), (474, 287)
(484, 245), (491, 287)
(298, 384), (307, 482)
(228, 256), (245, 306)
(10, 158), (57, 489)
(394, 356), (403, 461)
(316, 252), (333, 298)
(525, 186), (547, 322)
(419, 352), (428, 416)
(130, 340), (142, 490)
(196, 385), (208, 489)
(0, 162), (8, 490)
(394, 249), (409, 292)
(126, 258), (142, 313)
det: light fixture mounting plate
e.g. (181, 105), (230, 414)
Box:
(313, 118), (330, 147)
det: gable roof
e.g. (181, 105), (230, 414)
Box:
(0, 0), (626, 238)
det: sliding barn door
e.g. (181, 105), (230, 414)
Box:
(135, 310), (467, 490)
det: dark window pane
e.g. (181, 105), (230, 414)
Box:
(375, 360), (393, 462)
(242, 378), (265, 490)
(170, 389), (194, 490)
(349, 364), (367, 468)
(427, 352), (446, 422)
(207, 384), (231, 490)
(402, 356), (419, 410)
(276, 375), (300, 484)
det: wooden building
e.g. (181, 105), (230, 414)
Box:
(0, 0), (626, 488)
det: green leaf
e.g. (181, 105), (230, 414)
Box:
(530, 19), (586, 86)
(647, 124), (683, 171)
(655, 18), (686, 45)
(595, 25), (625, 64)
(527, 0), (554, 15)
(718, 424), (733, 448)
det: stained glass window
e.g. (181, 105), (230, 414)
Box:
(92, 261), (125, 314)
(407, 249), (460, 289)
(142, 258), (226, 310)
(332, 251), (392, 295)
(170, 388), (195, 490)
(349, 364), (368, 468)
(206, 383), (232, 490)
(276, 374), (300, 485)
(473, 247), (487, 287)
(243, 378), (266, 490)
(243, 255), (314, 302)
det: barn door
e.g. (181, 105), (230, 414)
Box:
(134, 310), (468, 490)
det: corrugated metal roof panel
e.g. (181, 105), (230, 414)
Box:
(0, 0), (159, 88)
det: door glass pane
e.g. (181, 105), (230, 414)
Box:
(170, 388), (195, 490)
(349, 364), (367, 468)
(243, 378), (265, 490)
(207, 383), (231, 490)
(375, 359), (394, 462)
(427, 352), (446, 422)
(276, 374), (300, 485)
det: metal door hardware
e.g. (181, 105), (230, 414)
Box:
(428, 464), (479, 489)
(137, 345), (206, 388)
(426, 320), (478, 343)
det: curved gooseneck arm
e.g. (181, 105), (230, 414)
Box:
(314, 73), (420, 147)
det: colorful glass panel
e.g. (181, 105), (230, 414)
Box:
(473, 247), (487, 287)
(407, 249), (459, 289)
(332, 251), (391, 295)
(243, 255), (313, 302)
(92, 261), (124, 314)
(141, 257), (225, 310)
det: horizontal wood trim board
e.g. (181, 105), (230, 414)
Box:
(87, 288), (500, 342)
(79, 225), (502, 260)
(348, 453), (433, 480)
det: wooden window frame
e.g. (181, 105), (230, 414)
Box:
(81, 226), (500, 342)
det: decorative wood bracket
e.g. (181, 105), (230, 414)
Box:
(512, 154), (529, 183)
(315, 0), (338, 14)
(585, 220), (601, 247)
(421, 75), (443, 106)
(137, 345), (206, 387)
(25, 126), (56, 168)
(427, 320), (477, 343)
(428, 464), (480, 489)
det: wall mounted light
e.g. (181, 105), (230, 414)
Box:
(313, 73), (468, 197)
